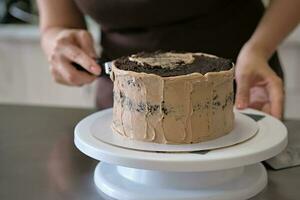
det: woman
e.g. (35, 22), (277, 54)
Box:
(37, 0), (300, 119)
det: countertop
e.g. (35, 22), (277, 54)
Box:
(0, 104), (299, 200)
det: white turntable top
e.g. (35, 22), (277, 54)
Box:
(74, 108), (287, 172)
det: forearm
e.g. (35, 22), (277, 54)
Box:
(37, 0), (86, 55)
(246, 0), (300, 59)
(37, 0), (86, 32)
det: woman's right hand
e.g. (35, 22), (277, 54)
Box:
(41, 28), (101, 86)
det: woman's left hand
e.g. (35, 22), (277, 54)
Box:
(235, 43), (284, 119)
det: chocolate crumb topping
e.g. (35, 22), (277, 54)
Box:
(114, 52), (233, 77)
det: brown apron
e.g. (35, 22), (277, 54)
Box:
(74, 0), (283, 110)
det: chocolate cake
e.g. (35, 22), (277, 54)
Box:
(110, 52), (234, 144)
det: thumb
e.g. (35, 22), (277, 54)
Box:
(235, 74), (251, 109)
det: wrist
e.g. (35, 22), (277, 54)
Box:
(40, 27), (62, 54)
(244, 41), (272, 59)
(41, 26), (65, 40)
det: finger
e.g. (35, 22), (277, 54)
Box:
(267, 77), (284, 119)
(249, 86), (268, 102)
(50, 65), (69, 85)
(50, 65), (81, 86)
(235, 73), (251, 109)
(76, 31), (97, 58)
(249, 101), (264, 110)
(57, 58), (97, 86)
(261, 103), (271, 115)
(62, 43), (101, 75)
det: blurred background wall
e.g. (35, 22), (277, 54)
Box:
(0, 0), (299, 118)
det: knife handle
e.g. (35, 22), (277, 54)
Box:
(72, 58), (108, 77)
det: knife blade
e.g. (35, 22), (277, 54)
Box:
(72, 58), (112, 77)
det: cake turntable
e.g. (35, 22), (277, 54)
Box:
(74, 108), (287, 200)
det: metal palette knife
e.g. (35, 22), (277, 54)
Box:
(73, 58), (112, 76)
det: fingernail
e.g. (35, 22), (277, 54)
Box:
(236, 101), (246, 109)
(91, 66), (100, 74)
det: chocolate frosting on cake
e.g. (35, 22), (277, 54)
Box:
(111, 52), (234, 144)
